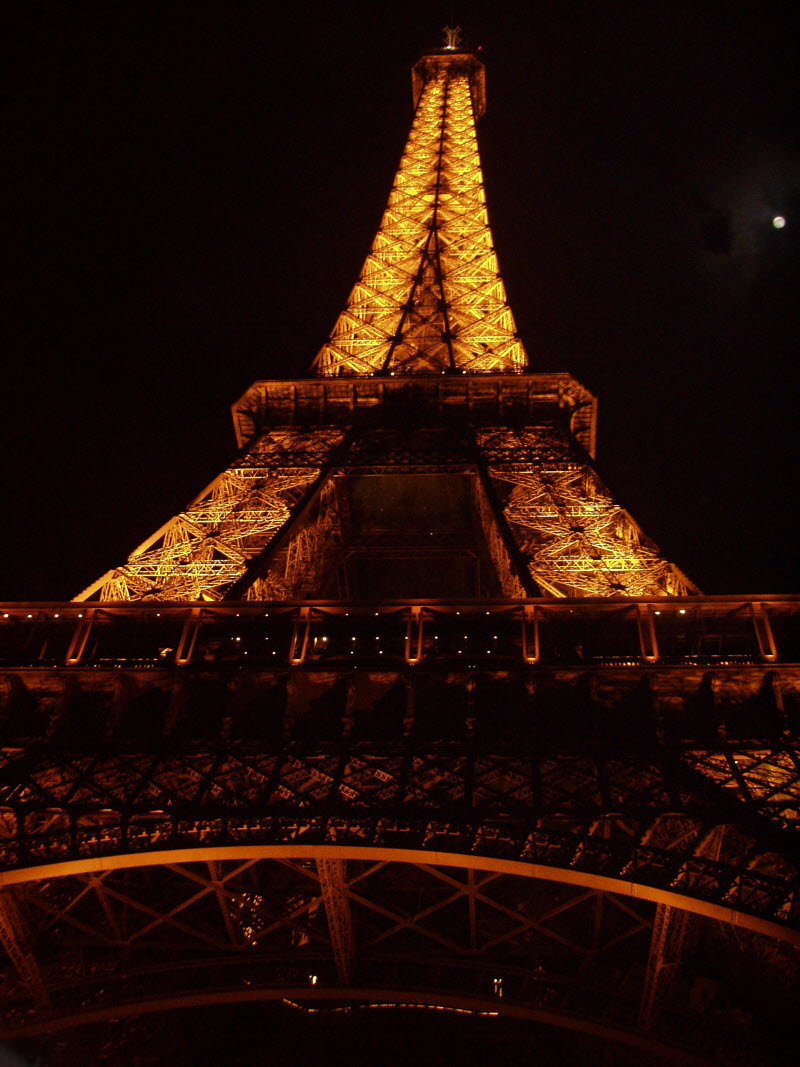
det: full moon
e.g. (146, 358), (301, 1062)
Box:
(773, 215), (786, 229)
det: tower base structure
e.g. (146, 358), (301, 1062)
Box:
(2, 595), (799, 1062)
(78, 374), (694, 605)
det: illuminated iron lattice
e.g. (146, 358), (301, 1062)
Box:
(77, 430), (344, 602)
(477, 429), (693, 598)
(313, 55), (527, 377)
(76, 50), (692, 605)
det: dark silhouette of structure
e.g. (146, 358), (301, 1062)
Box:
(1, 39), (799, 1063)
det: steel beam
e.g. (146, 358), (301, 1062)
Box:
(0, 888), (49, 1008)
(207, 861), (239, 946)
(316, 858), (354, 986)
(638, 902), (690, 1030)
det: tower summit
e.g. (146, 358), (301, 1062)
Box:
(313, 44), (519, 377)
(75, 42), (693, 604)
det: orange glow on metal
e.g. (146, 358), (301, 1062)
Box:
(74, 52), (692, 604)
(1, 844), (797, 945)
(75, 429), (345, 602)
(313, 58), (527, 377)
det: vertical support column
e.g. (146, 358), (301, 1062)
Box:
(405, 606), (424, 664)
(639, 822), (736, 1031)
(290, 607), (312, 665)
(751, 603), (777, 661)
(638, 902), (690, 1029)
(0, 888), (50, 1008)
(522, 604), (539, 663)
(65, 608), (95, 665)
(637, 604), (659, 662)
(316, 858), (354, 987)
(207, 861), (239, 946)
(175, 607), (202, 665)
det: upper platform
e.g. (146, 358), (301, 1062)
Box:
(232, 373), (597, 456)
(412, 49), (486, 117)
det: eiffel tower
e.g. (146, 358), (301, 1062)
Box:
(1, 34), (799, 1063)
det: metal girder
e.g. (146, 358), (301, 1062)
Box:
(316, 858), (354, 986)
(638, 903), (690, 1030)
(0, 888), (49, 1008)
(207, 861), (239, 946)
(636, 821), (754, 1030)
(244, 475), (352, 601)
(230, 376), (598, 455)
(470, 459), (533, 598)
(1, 659), (800, 932)
(0, 853), (789, 1063)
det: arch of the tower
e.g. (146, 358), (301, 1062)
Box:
(3, 843), (798, 938)
(2, 844), (799, 1059)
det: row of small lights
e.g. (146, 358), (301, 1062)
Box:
(1, 608), (691, 632)
(361, 369), (474, 376)
(1, 608), (695, 619)
(2, 606), (749, 670)
(3, 612), (82, 619)
(1, 606), (694, 660)
(284, 994), (500, 1017)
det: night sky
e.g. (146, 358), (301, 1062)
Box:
(4, 2), (799, 603)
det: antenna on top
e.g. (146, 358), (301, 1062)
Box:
(442, 25), (463, 51)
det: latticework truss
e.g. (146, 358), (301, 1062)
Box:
(76, 430), (344, 602)
(313, 54), (527, 377)
(75, 47), (693, 605)
(76, 417), (693, 603)
(476, 428), (695, 598)
(245, 476), (352, 601)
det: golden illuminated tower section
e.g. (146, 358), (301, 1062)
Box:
(75, 45), (695, 603)
(313, 51), (527, 377)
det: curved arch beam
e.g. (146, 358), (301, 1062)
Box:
(1, 844), (797, 944)
(0, 984), (712, 1063)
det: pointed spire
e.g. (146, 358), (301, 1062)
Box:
(313, 50), (527, 377)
